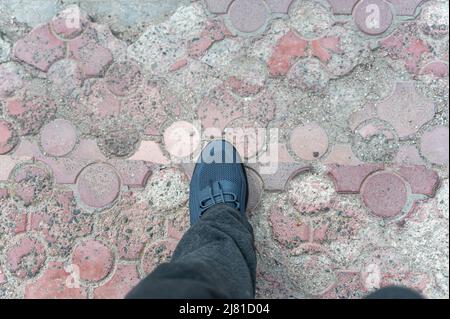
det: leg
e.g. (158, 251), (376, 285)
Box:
(126, 205), (256, 299)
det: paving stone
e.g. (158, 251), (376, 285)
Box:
(50, 5), (88, 40)
(396, 166), (439, 197)
(13, 24), (66, 72)
(166, 208), (190, 241)
(141, 168), (189, 212)
(67, 27), (113, 78)
(420, 126), (449, 165)
(77, 80), (121, 118)
(228, 0), (269, 33)
(188, 20), (232, 59)
(76, 163), (120, 209)
(380, 23), (430, 74)
(6, 235), (46, 279)
(12, 164), (53, 206)
(72, 239), (114, 282)
(269, 204), (310, 247)
(265, 0), (294, 13)
(6, 95), (57, 136)
(40, 119), (77, 157)
(204, 0), (234, 14)
(361, 172), (408, 218)
(29, 189), (93, 257)
(0, 120), (18, 155)
(24, 261), (88, 299)
(93, 264), (139, 299)
(349, 103), (378, 132)
(163, 121), (202, 160)
(141, 240), (178, 275)
(129, 141), (170, 165)
(0, 36), (11, 63)
(353, 0), (394, 35)
(224, 119), (266, 159)
(324, 144), (362, 165)
(0, 156), (30, 181)
(320, 271), (367, 299)
(376, 82), (435, 138)
(327, 0), (360, 14)
(394, 145), (425, 165)
(114, 206), (165, 260)
(267, 31), (308, 76)
(311, 36), (343, 63)
(327, 164), (385, 193)
(290, 123), (329, 160)
(289, 0), (334, 39)
(105, 60), (143, 96)
(0, 63), (24, 98)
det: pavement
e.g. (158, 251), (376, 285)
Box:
(0, 0), (448, 299)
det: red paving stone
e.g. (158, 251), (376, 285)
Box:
(24, 261), (88, 299)
(0, 2), (448, 299)
(6, 236), (47, 279)
(76, 163), (121, 208)
(72, 239), (114, 282)
(13, 24), (66, 72)
(420, 126), (449, 165)
(361, 172), (408, 218)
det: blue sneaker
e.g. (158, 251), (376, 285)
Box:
(189, 140), (248, 225)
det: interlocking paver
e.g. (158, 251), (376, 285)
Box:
(353, 0), (394, 35)
(420, 126), (449, 165)
(76, 163), (121, 209)
(40, 119), (78, 157)
(228, 0), (269, 33)
(24, 261), (88, 299)
(0, 2), (448, 300)
(290, 123), (329, 160)
(376, 82), (435, 138)
(361, 172), (408, 217)
(6, 235), (47, 279)
(72, 239), (114, 282)
(13, 24), (66, 72)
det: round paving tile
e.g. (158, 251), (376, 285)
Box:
(105, 60), (143, 96)
(6, 235), (47, 279)
(40, 119), (77, 157)
(77, 163), (121, 208)
(228, 0), (268, 33)
(72, 239), (114, 282)
(0, 120), (18, 155)
(50, 5), (88, 39)
(290, 123), (329, 160)
(353, 0), (393, 35)
(13, 164), (53, 205)
(420, 126), (449, 165)
(361, 172), (407, 218)
(163, 121), (201, 159)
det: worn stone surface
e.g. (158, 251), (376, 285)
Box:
(0, 1), (448, 299)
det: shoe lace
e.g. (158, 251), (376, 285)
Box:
(199, 181), (240, 215)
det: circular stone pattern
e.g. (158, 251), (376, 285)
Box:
(290, 123), (329, 160)
(353, 0), (393, 35)
(40, 119), (77, 157)
(72, 239), (114, 282)
(141, 240), (177, 275)
(13, 164), (53, 205)
(105, 61), (143, 96)
(361, 172), (407, 218)
(420, 126), (449, 165)
(77, 163), (121, 208)
(0, 120), (18, 154)
(228, 0), (268, 33)
(6, 236), (47, 279)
